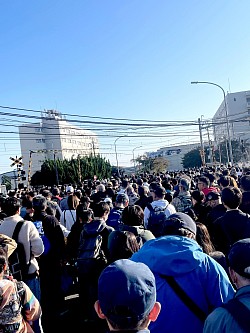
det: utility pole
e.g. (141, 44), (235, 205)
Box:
(198, 118), (206, 167)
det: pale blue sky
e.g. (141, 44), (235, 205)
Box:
(1, 0), (250, 174)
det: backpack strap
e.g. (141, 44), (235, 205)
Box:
(12, 221), (24, 242)
(161, 275), (207, 322)
(220, 298), (250, 332)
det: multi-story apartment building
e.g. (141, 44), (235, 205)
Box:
(213, 90), (250, 144)
(19, 109), (99, 179)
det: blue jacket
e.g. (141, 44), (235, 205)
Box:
(131, 236), (235, 333)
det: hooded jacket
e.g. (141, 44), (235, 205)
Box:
(131, 236), (235, 333)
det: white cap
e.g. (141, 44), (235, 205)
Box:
(66, 186), (74, 193)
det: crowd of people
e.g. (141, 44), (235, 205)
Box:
(0, 164), (250, 332)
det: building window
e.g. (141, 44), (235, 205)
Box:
(36, 139), (45, 143)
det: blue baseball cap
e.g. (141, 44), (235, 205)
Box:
(98, 259), (156, 325)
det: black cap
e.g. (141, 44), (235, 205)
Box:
(228, 238), (250, 278)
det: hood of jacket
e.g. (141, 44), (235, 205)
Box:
(83, 219), (107, 236)
(131, 235), (205, 277)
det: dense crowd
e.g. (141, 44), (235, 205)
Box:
(0, 164), (250, 332)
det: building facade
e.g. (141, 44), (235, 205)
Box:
(213, 90), (250, 145)
(146, 143), (200, 171)
(19, 110), (99, 179)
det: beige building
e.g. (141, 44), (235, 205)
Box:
(19, 110), (99, 180)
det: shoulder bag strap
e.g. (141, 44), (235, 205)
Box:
(12, 221), (24, 242)
(146, 203), (154, 212)
(162, 275), (207, 322)
(220, 298), (250, 332)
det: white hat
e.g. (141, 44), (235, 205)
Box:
(66, 186), (74, 193)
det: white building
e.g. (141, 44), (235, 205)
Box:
(146, 143), (201, 171)
(213, 90), (250, 145)
(19, 110), (99, 180)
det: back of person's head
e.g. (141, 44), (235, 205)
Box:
(41, 189), (52, 198)
(195, 222), (215, 254)
(240, 175), (250, 191)
(154, 186), (166, 199)
(52, 187), (60, 196)
(221, 186), (242, 209)
(126, 185), (135, 195)
(191, 190), (205, 204)
(3, 197), (21, 217)
(96, 259), (158, 329)
(179, 178), (190, 191)
(138, 186), (148, 197)
(92, 201), (110, 218)
(108, 231), (141, 262)
(32, 195), (47, 212)
(136, 178), (143, 186)
(218, 175), (231, 188)
(116, 193), (129, 205)
(67, 194), (80, 210)
(97, 184), (106, 192)
(76, 204), (93, 223)
(162, 212), (197, 239)
(121, 179), (129, 189)
(121, 205), (144, 226)
(228, 238), (250, 280)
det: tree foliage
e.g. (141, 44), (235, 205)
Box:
(135, 155), (169, 173)
(31, 154), (112, 186)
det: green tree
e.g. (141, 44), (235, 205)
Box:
(134, 155), (169, 173)
(182, 148), (203, 169)
(1, 175), (11, 191)
(31, 155), (112, 186)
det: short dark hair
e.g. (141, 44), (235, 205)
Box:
(218, 175), (231, 188)
(32, 196), (47, 211)
(121, 205), (144, 226)
(240, 175), (250, 191)
(221, 186), (242, 209)
(92, 201), (110, 218)
(3, 197), (21, 216)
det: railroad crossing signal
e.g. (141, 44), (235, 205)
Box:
(10, 156), (24, 168)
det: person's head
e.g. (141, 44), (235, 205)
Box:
(104, 197), (113, 209)
(67, 194), (80, 210)
(41, 189), (52, 200)
(80, 195), (92, 209)
(126, 185), (135, 195)
(32, 195), (47, 212)
(92, 201), (110, 220)
(66, 185), (74, 195)
(218, 175), (231, 189)
(205, 191), (221, 208)
(76, 204), (93, 224)
(191, 190), (205, 206)
(52, 187), (60, 197)
(138, 186), (149, 198)
(97, 184), (106, 192)
(221, 186), (242, 209)
(121, 205), (144, 227)
(196, 222), (215, 255)
(152, 186), (166, 201)
(240, 175), (250, 192)
(95, 259), (161, 330)
(115, 193), (129, 208)
(178, 178), (190, 192)
(162, 212), (197, 240)
(2, 197), (21, 217)
(108, 231), (141, 262)
(121, 179), (129, 189)
(228, 238), (250, 289)
(197, 176), (210, 192)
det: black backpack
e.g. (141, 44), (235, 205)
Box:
(146, 203), (169, 238)
(77, 228), (108, 274)
(8, 221), (30, 281)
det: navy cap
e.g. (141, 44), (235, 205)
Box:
(228, 238), (250, 278)
(163, 212), (197, 235)
(98, 259), (156, 325)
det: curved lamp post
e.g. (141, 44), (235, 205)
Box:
(191, 81), (233, 165)
(132, 145), (142, 174)
(114, 135), (127, 177)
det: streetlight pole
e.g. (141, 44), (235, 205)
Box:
(191, 81), (233, 165)
(132, 146), (142, 174)
(114, 136), (127, 177)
